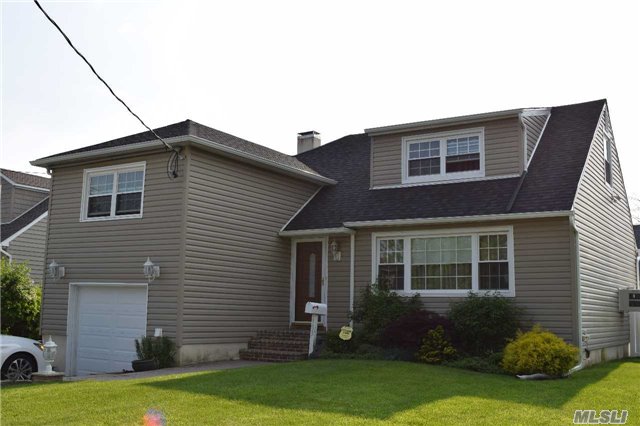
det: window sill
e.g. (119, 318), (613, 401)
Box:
(80, 214), (143, 223)
(402, 171), (485, 186)
(393, 289), (515, 298)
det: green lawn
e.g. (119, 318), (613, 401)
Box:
(2, 359), (639, 425)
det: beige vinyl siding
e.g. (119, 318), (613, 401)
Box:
(11, 188), (49, 220)
(7, 215), (48, 284)
(351, 218), (576, 342)
(182, 147), (319, 345)
(522, 114), (549, 163)
(573, 106), (637, 350)
(370, 117), (523, 187)
(327, 235), (351, 328)
(41, 151), (186, 338)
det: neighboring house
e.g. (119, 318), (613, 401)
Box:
(635, 225), (640, 286)
(0, 169), (50, 283)
(32, 99), (638, 376)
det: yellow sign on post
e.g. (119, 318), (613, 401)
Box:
(339, 326), (353, 341)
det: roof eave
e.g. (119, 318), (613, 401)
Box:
(278, 227), (355, 237)
(31, 136), (336, 186)
(365, 108), (525, 136)
(340, 210), (573, 228)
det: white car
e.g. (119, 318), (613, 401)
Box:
(0, 335), (46, 381)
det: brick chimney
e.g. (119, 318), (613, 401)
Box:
(297, 131), (321, 154)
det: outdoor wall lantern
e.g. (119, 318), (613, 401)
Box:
(143, 257), (160, 282)
(330, 240), (342, 262)
(42, 336), (58, 374)
(47, 260), (65, 280)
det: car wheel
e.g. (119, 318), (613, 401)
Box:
(2, 353), (36, 382)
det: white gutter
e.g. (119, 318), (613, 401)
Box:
(0, 247), (12, 262)
(278, 227), (355, 237)
(1, 211), (49, 246)
(349, 232), (355, 327)
(31, 135), (336, 186)
(569, 214), (587, 374)
(343, 211), (572, 228)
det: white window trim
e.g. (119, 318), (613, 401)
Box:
(80, 161), (146, 222)
(371, 226), (515, 297)
(401, 127), (485, 185)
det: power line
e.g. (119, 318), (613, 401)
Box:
(33, 0), (182, 178)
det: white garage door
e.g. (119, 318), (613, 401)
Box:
(75, 285), (147, 376)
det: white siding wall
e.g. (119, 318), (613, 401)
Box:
(573, 106), (638, 350)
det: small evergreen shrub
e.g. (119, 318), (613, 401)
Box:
(501, 325), (579, 377)
(135, 336), (176, 368)
(448, 292), (521, 355)
(350, 282), (421, 343)
(1, 259), (41, 339)
(416, 325), (457, 364)
(380, 310), (454, 352)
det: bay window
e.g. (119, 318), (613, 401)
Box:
(374, 227), (514, 296)
(81, 162), (146, 221)
(403, 128), (484, 184)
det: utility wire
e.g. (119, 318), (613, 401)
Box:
(33, 0), (180, 161)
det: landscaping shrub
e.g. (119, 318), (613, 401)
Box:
(350, 282), (421, 343)
(444, 353), (506, 375)
(325, 330), (358, 354)
(416, 325), (457, 364)
(135, 336), (176, 368)
(501, 325), (579, 377)
(1, 259), (41, 339)
(448, 292), (521, 355)
(380, 310), (454, 352)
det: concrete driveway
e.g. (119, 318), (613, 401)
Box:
(64, 360), (270, 382)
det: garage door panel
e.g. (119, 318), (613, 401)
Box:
(73, 285), (147, 375)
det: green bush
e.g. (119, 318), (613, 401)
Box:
(350, 282), (421, 343)
(501, 325), (579, 377)
(135, 336), (176, 368)
(448, 292), (521, 355)
(1, 259), (41, 339)
(416, 325), (457, 364)
(325, 330), (358, 354)
(444, 353), (506, 375)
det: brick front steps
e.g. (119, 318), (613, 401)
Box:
(239, 329), (323, 362)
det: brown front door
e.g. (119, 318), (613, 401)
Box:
(295, 241), (323, 322)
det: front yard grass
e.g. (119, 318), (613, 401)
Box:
(1, 359), (638, 425)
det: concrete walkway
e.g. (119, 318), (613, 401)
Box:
(64, 360), (270, 382)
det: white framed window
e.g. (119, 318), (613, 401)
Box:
(372, 226), (515, 297)
(402, 128), (485, 184)
(80, 162), (146, 222)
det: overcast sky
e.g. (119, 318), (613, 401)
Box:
(1, 0), (639, 210)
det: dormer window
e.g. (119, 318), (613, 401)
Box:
(402, 128), (485, 184)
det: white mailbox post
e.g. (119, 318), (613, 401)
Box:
(305, 302), (327, 355)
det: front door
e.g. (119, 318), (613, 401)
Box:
(295, 241), (323, 322)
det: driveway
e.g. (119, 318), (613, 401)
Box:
(64, 359), (269, 382)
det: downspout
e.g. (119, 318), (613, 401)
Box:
(569, 214), (587, 374)
(1, 247), (12, 262)
(349, 233), (355, 327)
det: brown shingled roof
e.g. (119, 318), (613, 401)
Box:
(1, 169), (50, 189)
